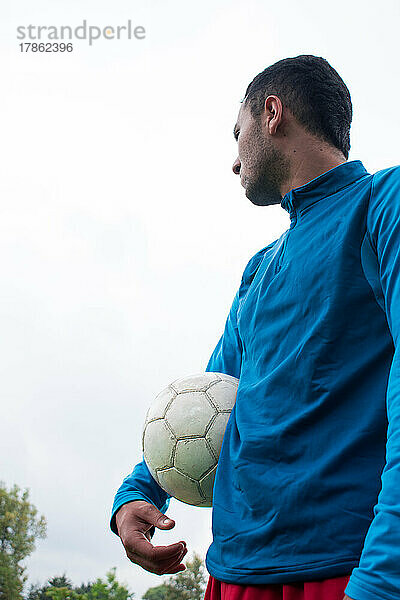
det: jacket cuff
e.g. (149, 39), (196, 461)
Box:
(345, 572), (396, 600)
(110, 493), (171, 536)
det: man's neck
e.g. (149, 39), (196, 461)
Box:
(280, 144), (347, 198)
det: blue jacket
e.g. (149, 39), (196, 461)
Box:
(110, 160), (400, 600)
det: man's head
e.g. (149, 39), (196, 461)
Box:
(232, 55), (353, 206)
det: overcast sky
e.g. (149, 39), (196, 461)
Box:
(1, 0), (400, 598)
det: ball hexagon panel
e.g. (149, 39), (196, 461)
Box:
(205, 412), (231, 457)
(144, 386), (176, 423)
(170, 372), (221, 394)
(206, 380), (238, 412)
(174, 437), (216, 480)
(143, 419), (176, 471)
(166, 391), (216, 437)
(199, 465), (217, 506)
(216, 373), (240, 385)
(157, 467), (204, 505)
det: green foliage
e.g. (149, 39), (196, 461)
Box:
(45, 588), (81, 600)
(47, 579), (73, 591)
(142, 552), (207, 600)
(141, 585), (171, 600)
(83, 568), (134, 600)
(28, 575), (80, 600)
(0, 553), (24, 600)
(72, 584), (92, 597)
(0, 482), (47, 600)
(27, 569), (134, 600)
(28, 576), (76, 600)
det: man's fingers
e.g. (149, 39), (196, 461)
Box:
(137, 502), (176, 531)
(116, 501), (188, 575)
(149, 545), (187, 573)
(168, 563), (186, 575)
(164, 548), (188, 573)
(126, 544), (188, 575)
(126, 531), (186, 562)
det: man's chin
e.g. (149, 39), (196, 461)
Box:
(245, 186), (269, 206)
(245, 185), (281, 207)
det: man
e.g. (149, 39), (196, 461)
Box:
(110, 55), (400, 600)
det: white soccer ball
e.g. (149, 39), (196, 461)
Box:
(142, 372), (239, 507)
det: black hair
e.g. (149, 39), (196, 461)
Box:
(243, 55), (353, 159)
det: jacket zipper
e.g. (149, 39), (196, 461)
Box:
(275, 203), (297, 273)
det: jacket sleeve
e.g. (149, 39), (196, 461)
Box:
(205, 288), (243, 378)
(205, 245), (269, 377)
(110, 458), (171, 535)
(345, 166), (400, 600)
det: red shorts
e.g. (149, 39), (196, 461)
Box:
(204, 573), (352, 600)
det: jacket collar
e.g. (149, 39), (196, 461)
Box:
(280, 160), (370, 216)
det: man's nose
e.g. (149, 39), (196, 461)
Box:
(232, 157), (241, 175)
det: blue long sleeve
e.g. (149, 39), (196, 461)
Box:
(205, 289), (242, 379)
(110, 458), (171, 535)
(205, 245), (273, 378)
(345, 167), (400, 600)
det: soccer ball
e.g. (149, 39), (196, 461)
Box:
(142, 372), (239, 507)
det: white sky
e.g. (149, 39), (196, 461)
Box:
(1, 0), (399, 598)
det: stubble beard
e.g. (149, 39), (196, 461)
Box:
(245, 139), (291, 207)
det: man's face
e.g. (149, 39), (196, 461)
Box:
(232, 102), (290, 206)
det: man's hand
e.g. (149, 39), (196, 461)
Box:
(115, 500), (188, 575)
(343, 595), (354, 600)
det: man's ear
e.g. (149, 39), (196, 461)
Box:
(264, 95), (283, 136)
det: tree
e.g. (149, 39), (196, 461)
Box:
(27, 575), (74, 600)
(0, 482), (47, 600)
(45, 588), (81, 600)
(47, 579), (73, 590)
(142, 553), (207, 600)
(141, 585), (171, 600)
(27, 569), (134, 600)
(72, 583), (92, 597)
(84, 568), (134, 600)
